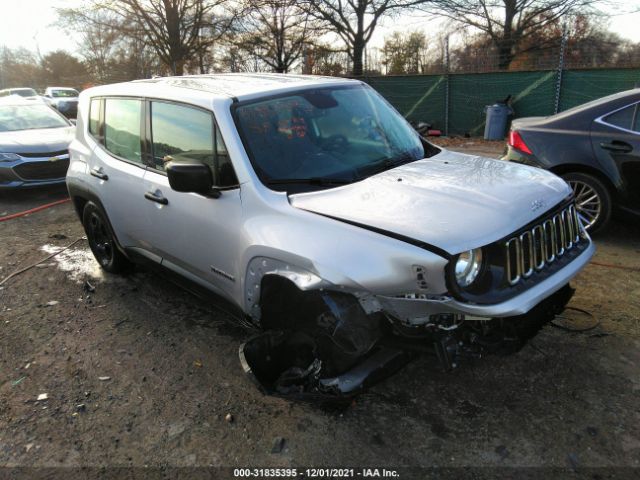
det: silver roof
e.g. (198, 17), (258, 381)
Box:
(133, 73), (359, 100)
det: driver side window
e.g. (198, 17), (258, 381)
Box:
(150, 101), (238, 187)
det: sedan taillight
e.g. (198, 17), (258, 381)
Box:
(508, 130), (533, 155)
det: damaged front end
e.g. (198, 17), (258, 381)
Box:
(240, 277), (414, 401)
(238, 274), (575, 401)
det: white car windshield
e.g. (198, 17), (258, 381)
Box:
(51, 89), (79, 98)
(12, 89), (38, 97)
(235, 85), (429, 190)
(0, 105), (70, 132)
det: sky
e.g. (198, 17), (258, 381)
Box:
(2, 0), (640, 57)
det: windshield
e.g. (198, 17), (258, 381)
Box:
(13, 89), (38, 97)
(235, 85), (429, 191)
(51, 89), (79, 98)
(0, 105), (70, 132)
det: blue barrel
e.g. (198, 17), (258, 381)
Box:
(484, 103), (513, 140)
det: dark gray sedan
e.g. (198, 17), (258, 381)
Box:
(503, 88), (640, 232)
(0, 97), (74, 189)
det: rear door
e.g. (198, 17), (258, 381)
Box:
(591, 102), (640, 213)
(141, 99), (242, 299)
(87, 96), (150, 248)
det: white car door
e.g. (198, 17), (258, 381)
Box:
(86, 97), (150, 249)
(140, 100), (243, 300)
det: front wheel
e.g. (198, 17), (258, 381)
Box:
(561, 172), (612, 233)
(82, 202), (130, 273)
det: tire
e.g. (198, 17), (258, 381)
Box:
(82, 201), (130, 273)
(561, 172), (612, 234)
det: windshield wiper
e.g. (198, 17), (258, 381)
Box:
(265, 177), (353, 186)
(357, 151), (419, 179)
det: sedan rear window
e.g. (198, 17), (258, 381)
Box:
(0, 105), (70, 132)
(603, 104), (639, 131)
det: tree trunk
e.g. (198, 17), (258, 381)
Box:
(497, 39), (514, 70)
(352, 38), (365, 76)
(174, 59), (184, 75)
(498, 1), (517, 70)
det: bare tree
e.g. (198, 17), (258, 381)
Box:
(213, 41), (267, 72)
(59, 0), (237, 75)
(41, 50), (90, 86)
(235, 0), (320, 73)
(302, 43), (349, 75)
(0, 47), (43, 89)
(382, 31), (429, 74)
(59, 10), (122, 82)
(303, 0), (429, 76)
(425, 0), (600, 70)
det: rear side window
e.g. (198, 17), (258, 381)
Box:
(150, 101), (238, 186)
(603, 104), (639, 132)
(89, 98), (101, 139)
(104, 98), (142, 164)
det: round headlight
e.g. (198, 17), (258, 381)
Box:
(455, 248), (483, 287)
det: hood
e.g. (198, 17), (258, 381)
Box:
(289, 150), (572, 255)
(0, 126), (75, 154)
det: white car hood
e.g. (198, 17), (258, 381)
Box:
(0, 126), (75, 153)
(290, 150), (572, 255)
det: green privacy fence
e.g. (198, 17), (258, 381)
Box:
(362, 68), (640, 136)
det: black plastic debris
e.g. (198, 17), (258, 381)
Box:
(239, 330), (412, 402)
(271, 437), (285, 454)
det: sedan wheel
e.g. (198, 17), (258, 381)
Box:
(561, 172), (612, 233)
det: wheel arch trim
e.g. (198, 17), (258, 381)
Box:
(67, 180), (128, 257)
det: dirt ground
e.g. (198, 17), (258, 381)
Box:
(429, 136), (507, 159)
(1, 145), (640, 477)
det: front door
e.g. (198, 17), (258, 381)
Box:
(140, 100), (243, 301)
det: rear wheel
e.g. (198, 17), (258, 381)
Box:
(561, 172), (612, 233)
(82, 202), (130, 273)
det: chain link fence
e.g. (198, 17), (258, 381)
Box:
(362, 67), (640, 136)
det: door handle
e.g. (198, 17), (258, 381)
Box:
(90, 167), (108, 180)
(144, 191), (168, 205)
(600, 141), (633, 153)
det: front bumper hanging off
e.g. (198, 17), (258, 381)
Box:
(239, 283), (576, 401)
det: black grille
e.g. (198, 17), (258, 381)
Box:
(17, 150), (68, 158)
(13, 159), (69, 180)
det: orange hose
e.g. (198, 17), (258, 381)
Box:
(0, 197), (71, 222)
(590, 261), (640, 273)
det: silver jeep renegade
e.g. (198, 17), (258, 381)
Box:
(67, 74), (594, 397)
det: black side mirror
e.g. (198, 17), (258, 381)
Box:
(166, 162), (217, 196)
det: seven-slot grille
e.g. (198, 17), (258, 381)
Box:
(505, 204), (583, 286)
